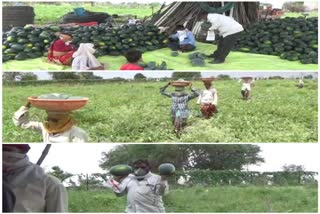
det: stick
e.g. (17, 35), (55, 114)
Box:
(36, 144), (52, 165)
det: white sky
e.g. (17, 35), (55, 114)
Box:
(26, 144), (319, 174)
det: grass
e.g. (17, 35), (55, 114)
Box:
(68, 185), (318, 212)
(2, 42), (318, 71)
(3, 79), (317, 143)
(283, 11), (318, 18)
(7, 2), (159, 24)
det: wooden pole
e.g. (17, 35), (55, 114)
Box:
(86, 173), (89, 191)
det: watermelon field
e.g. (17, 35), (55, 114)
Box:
(3, 79), (317, 143)
(68, 186), (317, 212)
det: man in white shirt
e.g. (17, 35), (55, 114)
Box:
(3, 144), (68, 212)
(197, 80), (218, 119)
(105, 159), (169, 213)
(202, 13), (244, 64)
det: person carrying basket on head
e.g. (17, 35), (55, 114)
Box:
(160, 79), (199, 134)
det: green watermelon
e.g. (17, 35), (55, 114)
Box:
(24, 25), (34, 31)
(159, 163), (175, 176)
(14, 53), (28, 61)
(49, 26), (61, 32)
(110, 165), (132, 176)
(38, 93), (70, 99)
(11, 44), (24, 51)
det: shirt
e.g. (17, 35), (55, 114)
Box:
(197, 88), (218, 105)
(242, 83), (251, 91)
(171, 30), (196, 46)
(13, 106), (88, 143)
(120, 63), (144, 70)
(207, 14), (244, 37)
(160, 85), (199, 119)
(106, 172), (168, 213)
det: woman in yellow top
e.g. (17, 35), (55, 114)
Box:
(13, 98), (88, 143)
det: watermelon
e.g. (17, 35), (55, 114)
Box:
(159, 163), (175, 176)
(49, 25), (61, 32)
(15, 53), (28, 61)
(110, 165), (132, 176)
(38, 93), (70, 99)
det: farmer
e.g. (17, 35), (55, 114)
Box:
(202, 13), (244, 64)
(168, 25), (196, 52)
(160, 80), (199, 130)
(47, 32), (76, 66)
(120, 49), (144, 70)
(12, 98), (88, 143)
(72, 43), (105, 70)
(3, 144), (68, 212)
(197, 79), (218, 119)
(239, 78), (254, 99)
(298, 79), (304, 88)
(106, 159), (169, 213)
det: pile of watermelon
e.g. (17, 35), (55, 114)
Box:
(38, 93), (85, 100)
(235, 17), (318, 64)
(2, 24), (169, 62)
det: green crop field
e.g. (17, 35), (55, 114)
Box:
(2, 42), (318, 71)
(3, 79), (317, 143)
(8, 3), (159, 24)
(283, 11), (318, 18)
(68, 186), (317, 212)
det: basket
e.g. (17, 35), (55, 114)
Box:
(201, 77), (216, 83)
(170, 81), (191, 87)
(28, 97), (88, 112)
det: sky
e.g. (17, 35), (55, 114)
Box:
(25, 143), (319, 175)
(31, 71), (317, 80)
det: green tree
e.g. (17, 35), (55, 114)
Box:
(99, 144), (264, 171)
(21, 73), (38, 81)
(283, 2), (305, 12)
(49, 72), (80, 80)
(217, 74), (231, 80)
(77, 174), (104, 190)
(187, 145), (264, 170)
(172, 72), (201, 80)
(48, 166), (73, 182)
(282, 164), (305, 172)
(303, 75), (313, 79)
(282, 164), (306, 185)
(134, 73), (147, 80)
(79, 72), (103, 80)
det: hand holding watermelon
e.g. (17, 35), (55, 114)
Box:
(113, 175), (126, 182)
(160, 175), (168, 180)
